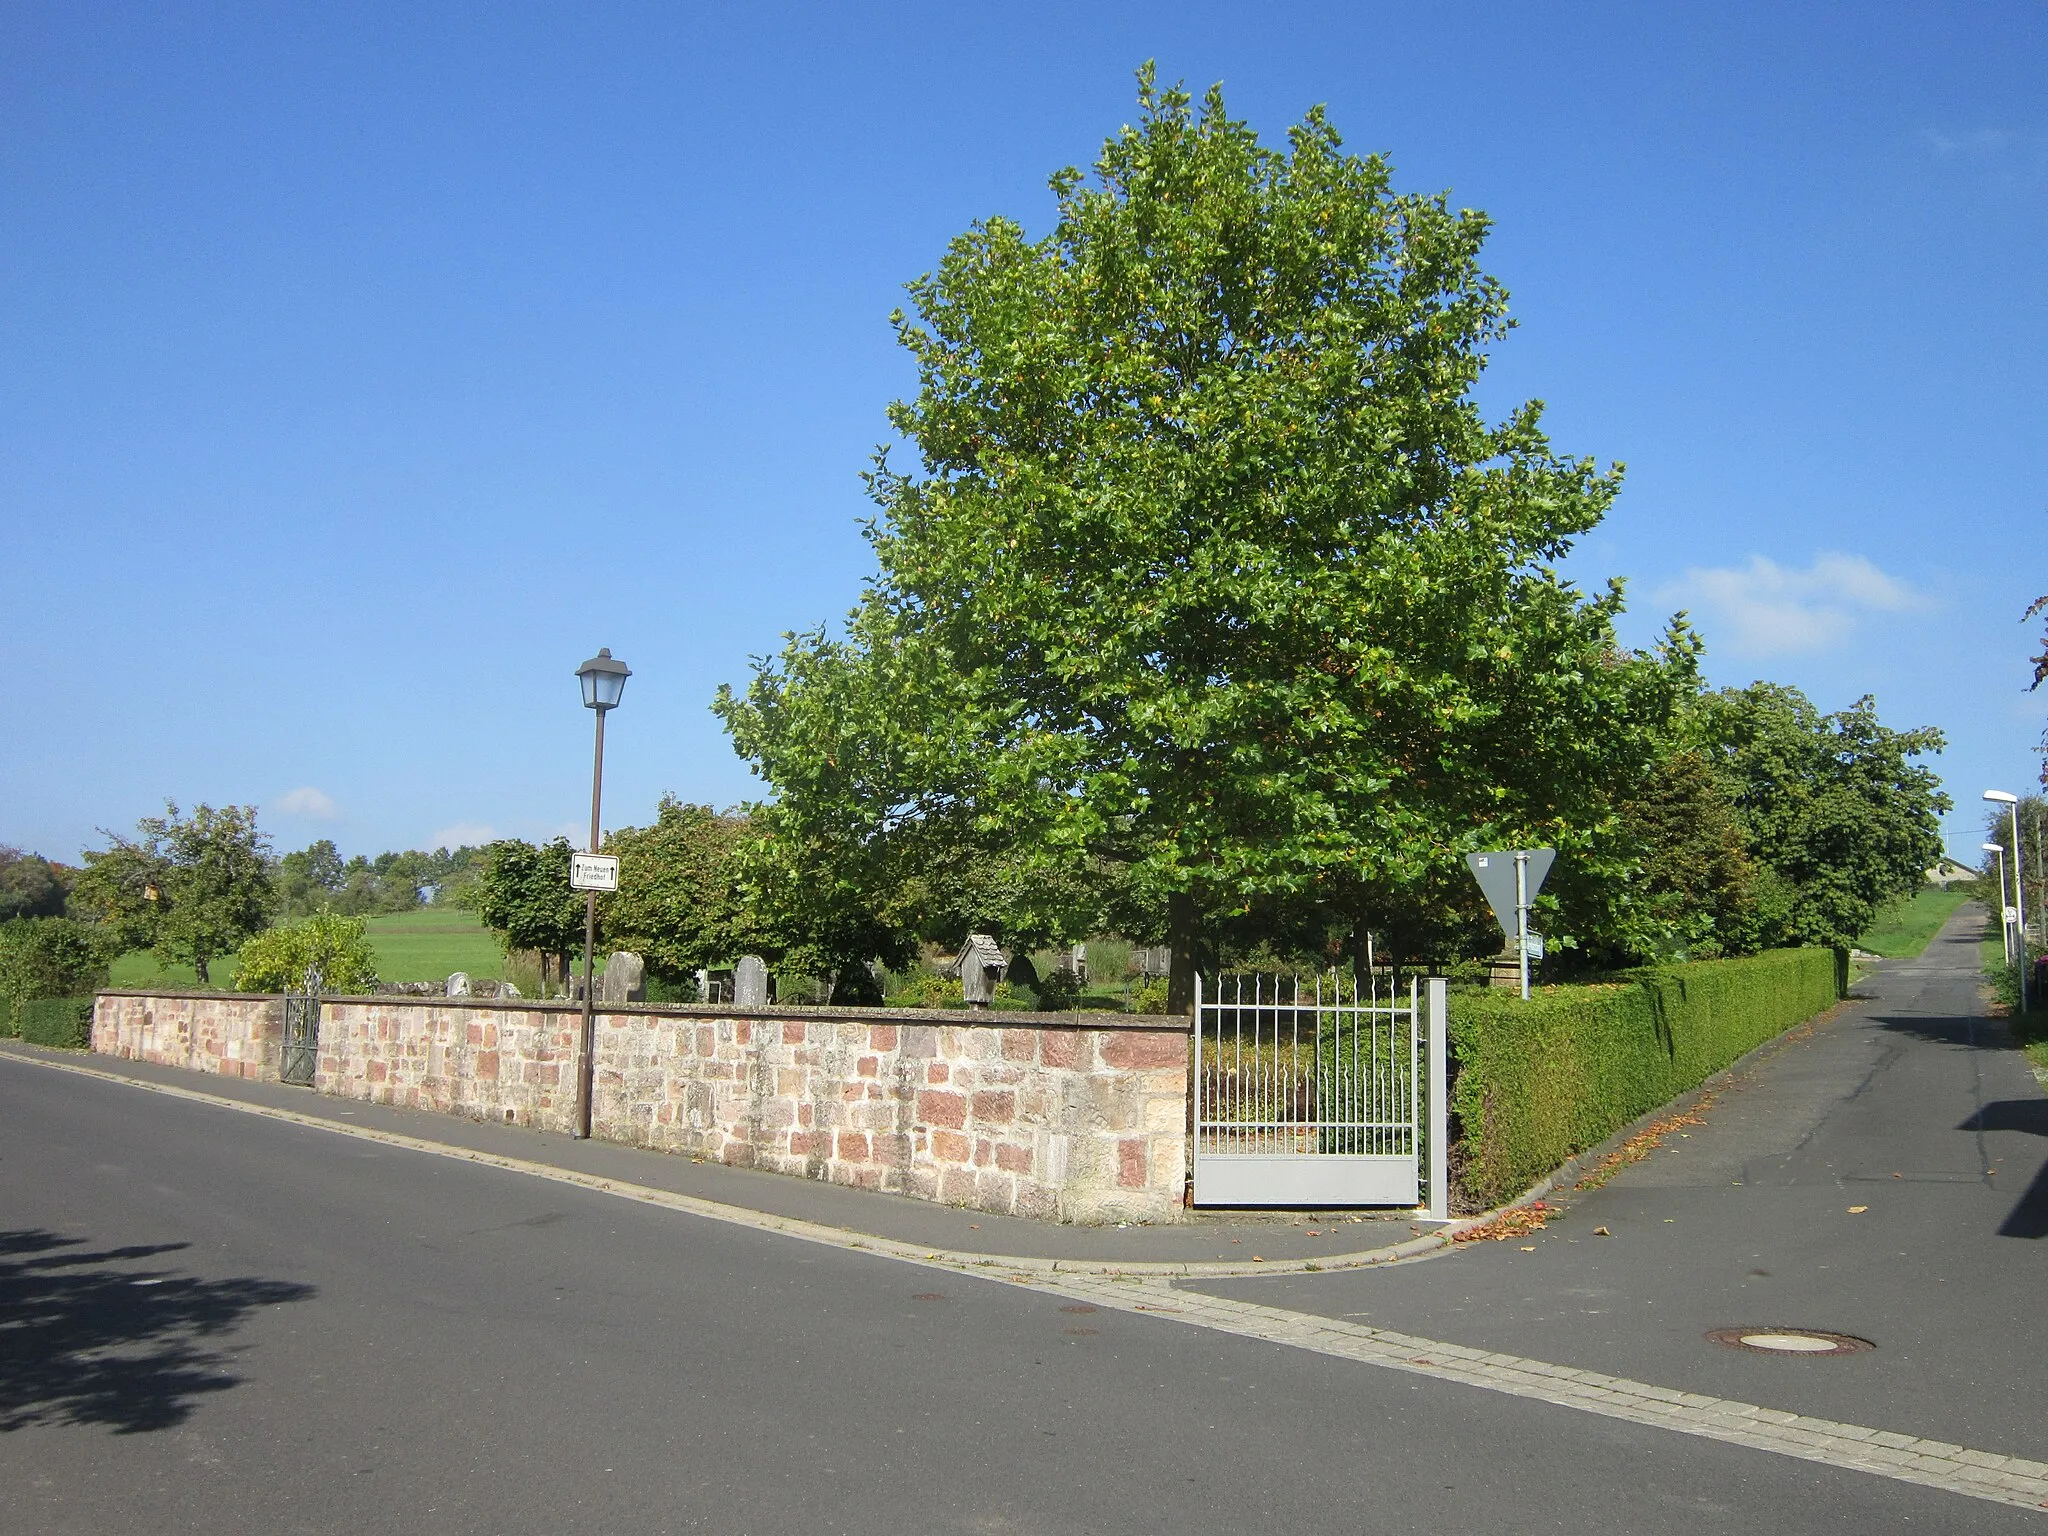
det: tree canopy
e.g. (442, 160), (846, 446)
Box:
(718, 68), (1692, 1003)
(71, 803), (273, 985)
(1695, 684), (1948, 948)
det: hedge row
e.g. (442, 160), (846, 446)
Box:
(0, 996), (94, 1049)
(1449, 947), (1843, 1207)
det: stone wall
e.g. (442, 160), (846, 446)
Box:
(92, 991), (282, 1080)
(92, 991), (1190, 1224)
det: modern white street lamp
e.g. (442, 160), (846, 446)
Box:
(1983, 842), (2013, 967)
(572, 647), (630, 1139)
(1986, 790), (2025, 1009)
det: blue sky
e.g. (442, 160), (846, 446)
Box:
(3, 2), (2043, 867)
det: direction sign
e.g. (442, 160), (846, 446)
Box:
(1464, 848), (1555, 939)
(570, 853), (619, 892)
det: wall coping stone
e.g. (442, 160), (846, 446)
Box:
(94, 988), (1190, 1033)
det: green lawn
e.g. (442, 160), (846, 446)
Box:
(107, 949), (239, 990)
(358, 909), (506, 983)
(1854, 887), (1974, 958)
(107, 907), (506, 991)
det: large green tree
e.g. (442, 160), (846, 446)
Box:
(1696, 684), (1948, 948)
(71, 803), (274, 985)
(600, 798), (761, 982)
(719, 70), (1690, 1006)
(467, 838), (585, 991)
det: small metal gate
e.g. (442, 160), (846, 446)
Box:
(281, 966), (322, 1087)
(1193, 970), (1446, 1215)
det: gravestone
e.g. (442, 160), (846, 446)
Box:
(956, 934), (1007, 1009)
(600, 951), (645, 1004)
(734, 955), (770, 1008)
(1069, 942), (1089, 984)
(499, 981), (522, 999)
(444, 972), (471, 998)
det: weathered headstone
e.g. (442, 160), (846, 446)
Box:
(600, 951), (645, 1004)
(956, 934), (1007, 1009)
(1069, 942), (1089, 984)
(499, 981), (522, 1000)
(444, 972), (471, 998)
(734, 955), (769, 1008)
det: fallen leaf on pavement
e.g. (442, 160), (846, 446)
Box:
(1593, 1226), (1612, 1236)
(1847, 1206), (1868, 1214)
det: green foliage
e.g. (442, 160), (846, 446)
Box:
(1034, 965), (1081, 1011)
(1127, 975), (1171, 1015)
(72, 802), (274, 986)
(1559, 749), (1755, 966)
(0, 917), (112, 1015)
(601, 798), (759, 980)
(469, 839), (585, 961)
(1695, 685), (1949, 948)
(718, 68), (1692, 1005)
(1978, 794), (2047, 935)
(17, 996), (93, 1049)
(1449, 947), (1841, 1206)
(231, 910), (380, 994)
(0, 848), (69, 920)
(889, 971), (964, 1009)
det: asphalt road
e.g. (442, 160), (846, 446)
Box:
(2, 917), (2040, 1533)
(1200, 906), (2048, 1462)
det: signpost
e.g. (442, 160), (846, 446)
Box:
(1465, 848), (1556, 1000)
(570, 853), (619, 893)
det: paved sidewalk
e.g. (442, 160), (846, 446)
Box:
(0, 1041), (1426, 1271)
(1195, 904), (2048, 1465)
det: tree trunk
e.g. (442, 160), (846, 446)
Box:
(1166, 893), (1198, 1017)
(194, 954), (210, 986)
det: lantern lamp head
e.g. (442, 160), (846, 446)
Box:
(576, 648), (630, 711)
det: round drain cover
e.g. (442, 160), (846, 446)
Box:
(1706, 1327), (1872, 1357)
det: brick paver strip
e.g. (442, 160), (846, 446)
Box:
(15, 1051), (2047, 1516)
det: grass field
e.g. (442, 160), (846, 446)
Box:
(107, 907), (506, 991)
(1854, 886), (1975, 958)
(359, 908), (506, 982)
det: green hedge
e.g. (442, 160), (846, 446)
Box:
(16, 996), (93, 1049)
(1449, 947), (1842, 1207)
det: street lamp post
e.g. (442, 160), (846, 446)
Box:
(1986, 790), (2025, 1010)
(573, 647), (630, 1140)
(1983, 842), (2013, 967)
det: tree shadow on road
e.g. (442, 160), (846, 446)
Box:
(0, 1228), (314, 1434)
(1956, 1102), (2048, 1240)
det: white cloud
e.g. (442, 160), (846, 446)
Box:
(1660, 553), (1928, 660)
(273, 786), (339, 820)
(429, 822), (497, 851)
(1921, 127), (2014, 158)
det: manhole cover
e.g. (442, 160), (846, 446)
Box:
(1706, 1327), (1873, 1357)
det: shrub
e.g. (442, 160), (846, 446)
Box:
(892, 971), (964, 1009)
(231, 910), (380, 994)
(18, 996), (93, 1049)
(1036, 966), (1082, 1011)
(0, 917), (111, 1016)
(1127, 975), (1170, 1015)
(1449, 947), (1841, 1207)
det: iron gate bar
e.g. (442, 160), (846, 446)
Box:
(1192, 969), (1445, 1214)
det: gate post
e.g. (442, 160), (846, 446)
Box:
(1426, 976), (1448, 1222)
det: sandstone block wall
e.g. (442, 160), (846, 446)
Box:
(92, 991), (282, 1080)
(92, 992), (1190, 1224)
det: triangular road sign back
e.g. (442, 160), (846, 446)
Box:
(1465, 849), (1557, 939)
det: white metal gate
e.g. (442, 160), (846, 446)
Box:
(1193, 971), (1447, 1216)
